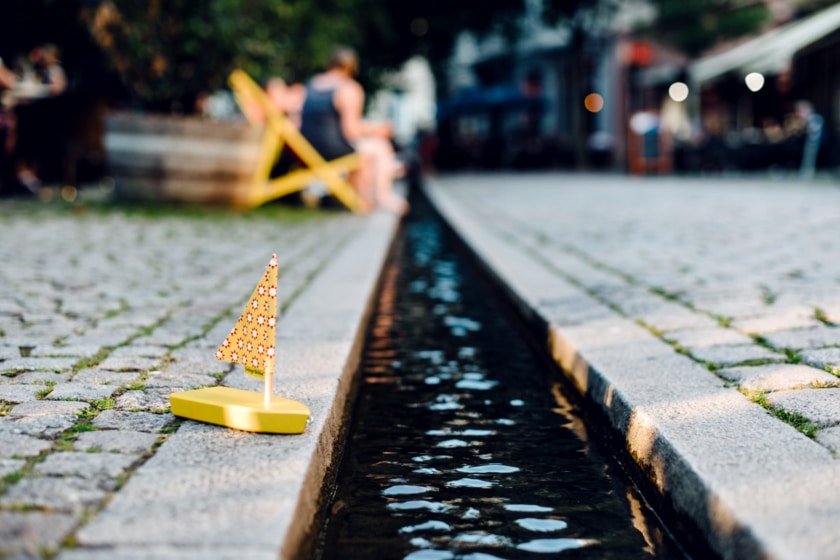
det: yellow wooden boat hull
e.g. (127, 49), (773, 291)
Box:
(169, 386), (310, 434)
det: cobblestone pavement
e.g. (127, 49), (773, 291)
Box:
(0, 199), (368, 559)
(426, 174), (840, 560)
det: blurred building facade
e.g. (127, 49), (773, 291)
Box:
(438, 0), (840, 176)
(683, 2), (840, 174)
(368, 56), (437, 148)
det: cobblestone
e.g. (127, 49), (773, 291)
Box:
(663, 326), (754, 348)
(2, 400), (90, 437)
(46, 382), (119, 401)
(62, 330), (136, 348)
(0, 459), (26, 478)
(816, 426), (840, 454)
(762, 326), (840, 350)
(0, 357), (77, 373)
(115, 388), (175, 412)
(144, 371), (216, 390)
(92, 410), (174, 433)
(161, 359), (229, 376)
(30, 344), (103, 358)
(72, 369), (139, 386)
(687, 343), (784, 367)
(0, 384), (45, 402)
(0, 511), (77, 558)
(73, 430), (159, 454)
(97, 356), (162, 372)
(35, 451), (138, 479)
(1, 476), (113, 511)
(109, 345), (171, 359)
(766, 387), (840, 426)
(731, 310), (822, 335)
(5, 370), (71, 384)
(0, 432), (52, 458)
(800, 347), (840, 371)
(718, 363), (840, 392)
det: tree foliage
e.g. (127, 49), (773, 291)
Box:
(352, 0), (528, 89)
(638, 0), (770, 56)
(77, 0), (538, 111)
(13, 0), (564, 112)
(84, 0), (366, 111)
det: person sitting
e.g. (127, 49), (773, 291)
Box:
(11, 44), (68, 194)
(264, 78), (305, 129)
(0, 57), (18, 196)
(299, 46), (408, 215)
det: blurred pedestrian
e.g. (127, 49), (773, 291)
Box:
(792, 100), (823, 179)
(34, 44), (66, 96)
(299, 46), (408, 215)
(11, 44), (67, 194)
(0, 56), (18, 195)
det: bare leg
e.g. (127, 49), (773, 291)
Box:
(355, 137), (408, 215)
(349, 150), (375, 211)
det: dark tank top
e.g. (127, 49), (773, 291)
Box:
(299, 84), (355, 160)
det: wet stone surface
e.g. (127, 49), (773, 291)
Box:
(319, 194), (682, 559)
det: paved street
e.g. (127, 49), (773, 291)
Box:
(3, 173), (840, 560)
(426, 173), (840, 560)
(0, 197), (398, 559)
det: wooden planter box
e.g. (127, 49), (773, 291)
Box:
(105, 112), (263, 206)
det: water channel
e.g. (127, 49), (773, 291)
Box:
(316, 191), (690, 560)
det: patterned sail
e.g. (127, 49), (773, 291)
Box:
(215, 254), (278, 379)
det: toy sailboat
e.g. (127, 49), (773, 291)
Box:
(169, 254), (310, 434)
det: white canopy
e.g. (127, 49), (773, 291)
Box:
(690, 3), (840, 84)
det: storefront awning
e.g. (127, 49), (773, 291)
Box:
(690, 2), (840, 84)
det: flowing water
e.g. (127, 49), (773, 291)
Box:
(317, 192), (688, 560)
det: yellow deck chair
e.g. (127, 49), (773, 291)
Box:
(228, 69), (366, 212)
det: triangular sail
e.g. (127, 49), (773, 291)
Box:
(215, 254), (278, 379)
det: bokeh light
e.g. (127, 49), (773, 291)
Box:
(745, 72), (765, 92)
(668, 81), (689, 102)
(584, 93), (604, 113)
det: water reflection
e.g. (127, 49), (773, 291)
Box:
(445, 478), (496, 489)
(515, 518), (569, 532)
(384, 485), (436, 496)
(427, 429), (496, 437)
(436, 439), (472, 448)
(404, 550), (454, 560)
(318, 194), (685, 560)
(451, 533), (511, 546)
(455, 378), (498, 390)
(503, 504), (553, 513)
(456, 464), (519, 474)
(516, 538), (596, 553)
(400, 520), (452, 534)
(388, 501), (455, 513)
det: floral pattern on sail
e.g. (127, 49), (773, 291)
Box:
(215, 254), (278, 379)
